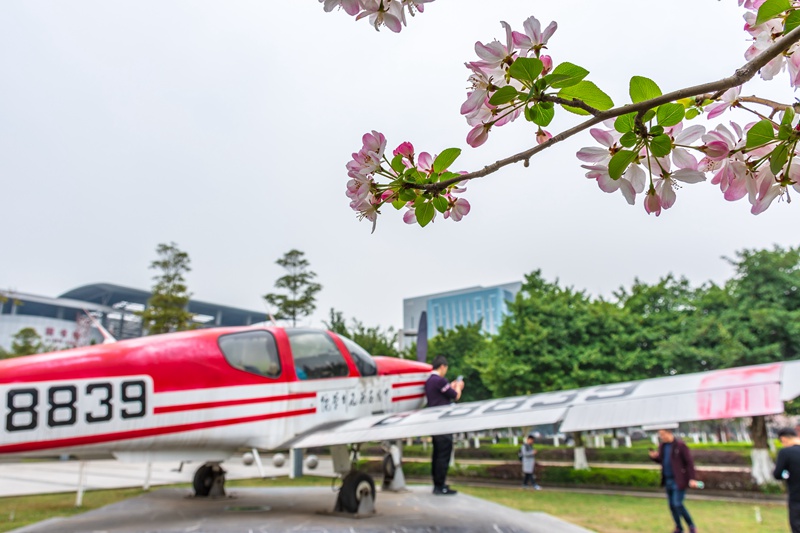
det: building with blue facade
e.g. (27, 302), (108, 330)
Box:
(400, 282), (522, 349)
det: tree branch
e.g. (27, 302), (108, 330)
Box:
(414, 23), (800, 193)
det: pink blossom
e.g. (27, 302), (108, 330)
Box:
(540, 55), (553, 75)
(536, 129), (552, 145)
(319, 0), (361, 16)
(748, 166), (783, 214)
(357, 0), (404, 33)
(393, 141), (414, 159)
(705, 86), (741, 119)
(512, 16), (558, 53)
(445, 197), (471, 221)
(644, 188), (662, 217)
(417, 152), (433, 173)
(467, 124), (490, 147)
(403, 206), (417, 224)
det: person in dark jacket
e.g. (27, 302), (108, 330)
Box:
(648, 428), (699, 533)
(773, 427), (800, 532)
(424, 355), (463, 495)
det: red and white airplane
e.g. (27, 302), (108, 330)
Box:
(2, 324), (800, 513)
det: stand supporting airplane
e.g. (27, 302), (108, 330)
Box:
(2, 324), (799, 514)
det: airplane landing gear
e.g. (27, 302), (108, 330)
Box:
(192, 463), (226, 498)
(335, 471), (375, 515)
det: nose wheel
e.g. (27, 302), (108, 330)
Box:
(335, 471), (376, 515)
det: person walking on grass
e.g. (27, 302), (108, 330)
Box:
(648, 428), (700, 533)
(520, 434), (541, 490)
(774, 427), (800, 532)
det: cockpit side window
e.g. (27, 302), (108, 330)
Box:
(339, 335), (378, 377)
(287, 329), (350, 380)
(219, 331), (281, 379)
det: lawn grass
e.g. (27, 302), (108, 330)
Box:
(458, 485), (789, 533)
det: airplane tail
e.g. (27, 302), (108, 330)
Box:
(416, 311), (428, 363)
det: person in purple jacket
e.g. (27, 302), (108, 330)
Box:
(648, 428), (700, 533)
(424, 355), (464, 495)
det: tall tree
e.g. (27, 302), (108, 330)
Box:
(264, 250), (322, 327)
(138, 242), (194, 334)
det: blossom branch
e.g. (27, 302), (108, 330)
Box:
(413, 23), (800, 194)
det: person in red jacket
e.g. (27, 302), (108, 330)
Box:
(648, 428), (700, 533)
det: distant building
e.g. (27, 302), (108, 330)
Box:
(0, 283), (265, 352)
(399, 282), (522, 349)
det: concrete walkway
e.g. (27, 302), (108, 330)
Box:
(8, 486), (596, 533)
(0, 456), (335, 498)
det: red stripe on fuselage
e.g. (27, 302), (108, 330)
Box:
(391, 381), (426, 389)
(392, 393), (425, 402)
(0, 408), (316, 454)
(153, 392), (317, 414)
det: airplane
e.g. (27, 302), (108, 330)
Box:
(2, 324), (800, 514)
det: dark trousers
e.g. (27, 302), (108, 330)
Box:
(431, 434), (453, 488)
(665, 478), (694, 530)
(523, 473), (536, 486)
(790, 500), (800, 533)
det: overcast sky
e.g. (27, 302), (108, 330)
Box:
(1, 1), (797, 332)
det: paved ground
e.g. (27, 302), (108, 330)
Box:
(0, 456), (335, 498)
(8, 486), (595, 533)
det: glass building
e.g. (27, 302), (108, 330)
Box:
(400, 282), (522, 349)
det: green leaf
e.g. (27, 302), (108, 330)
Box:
(619, 131), (638, 148)
(391, 198), (406, 210)
(526, 103), (555, 127)
(782, 107), (795, 128)
(433, 148), (462, 173)
(557, 81), (614, 116)
(608, 150), (638, 180)
(508, 57), (544, 85)
(685, 108), (700, 120)
(391, 154), (405, 175)
(548, 62), (589, 89)
(642, 109), (656, 123)
(614, 113), (637, 133)
(629, 76), (662, 103)
(756, 0), (791, 25)
(650, 125), (665, 135)
(657, 103), (685, 127)
(746, 119), (777, 148)
(542, 73), (571, 87)
(489, 85), (520, 106)
(432, 196), (449, 213)
(416, 202), (435, 227)
(770, 143), (790, 175)
(784, 9), (800, 34)
(649, 134), (672, 157)
(398, 188), (417, 202)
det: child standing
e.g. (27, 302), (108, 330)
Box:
(520, 434), (541, 490)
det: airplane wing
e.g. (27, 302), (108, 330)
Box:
(289, 360), (800, 448)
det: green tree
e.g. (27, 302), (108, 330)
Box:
(324, 308), (400, 357)
(429, 322), (492, 402)
(264, 250), (322, 327)
(138, 242), (194, 334)
(476, 271), (631, 398)
(5, 327), (45, 357)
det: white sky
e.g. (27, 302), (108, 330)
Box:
(0, 1), (797, 331)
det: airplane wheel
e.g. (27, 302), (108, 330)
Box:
(339, 472), (375, 514)
(382, 454), (396, 481)
(193, 464), (216, 497)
